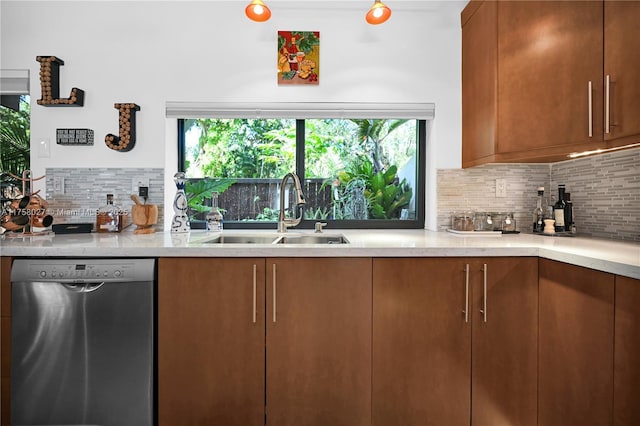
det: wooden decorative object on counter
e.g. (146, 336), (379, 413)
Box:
(131, 195), (158, 234)
(105, 103), (140, 152)
(0, 170), (53, 237)
(35, 56), (85, 106)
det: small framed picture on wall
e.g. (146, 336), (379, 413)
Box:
(277, 31), (320, 85)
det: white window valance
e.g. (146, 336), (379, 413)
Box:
(166, 101), (435, 120)
(0, 69), (30, 95)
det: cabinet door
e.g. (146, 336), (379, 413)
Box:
(470, 258), (538, 426)
(372, 258), (470, 426)
(604, 1), (640, 142)
(266, 258), (371, 426)
(614, 275), (640, 425)
(158, 258), (265, 426)
(497, 1), (603, 154)
(462, 0), (498, 167)
(539, 258), (614, 426)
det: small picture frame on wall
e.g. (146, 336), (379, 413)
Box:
(56, 128), (94, 145)
(277, 31), (320, 85)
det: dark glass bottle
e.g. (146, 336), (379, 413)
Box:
(533, 187), (545, 233)
(564, 192), (573, 233)
(553, 184), (566, 232)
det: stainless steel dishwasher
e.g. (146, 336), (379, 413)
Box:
(10, 258), (155, 426)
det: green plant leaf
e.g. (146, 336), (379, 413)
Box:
(371, 172), (385, 193)
(382, 184), (397, 208)
(186, 178), (236, 218)
(383, 165), (397, 184)
(370, 204), (386, 219)
(387, 190), (413, 218)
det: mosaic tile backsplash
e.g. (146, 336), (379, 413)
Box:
(45, 168), (165, 231)
(42, 148), (638, 241)
(437, 148), (639, 242)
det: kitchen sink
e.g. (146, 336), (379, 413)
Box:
(201, 233), (349, 245)
(203, 235), (280, 244)
(277, 234), (349, 244)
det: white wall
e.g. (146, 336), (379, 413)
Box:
(1, 0), (465, 229)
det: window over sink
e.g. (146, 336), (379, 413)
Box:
(170, 102), (433, 229)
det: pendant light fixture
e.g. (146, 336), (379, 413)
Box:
(245, 0), (271, 22)
(366, 0), (392, 25)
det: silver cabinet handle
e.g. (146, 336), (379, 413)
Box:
(605, 74), (611, 134)
(463, 264), (469, 323)
(588, 81), (593, 138)
(252, 264), (257, 324)
(272, 263), (277, 323)
(479, 264), (488, 323)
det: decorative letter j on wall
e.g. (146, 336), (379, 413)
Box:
(105, 103), (141, 152)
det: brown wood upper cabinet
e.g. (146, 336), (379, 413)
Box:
(372, 257), (538, 426)
(461, 1), (640, 167)
(158, 257), (371, 426)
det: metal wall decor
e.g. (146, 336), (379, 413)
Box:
(35, 56), (85, 106)
(105, 103), (141, 152)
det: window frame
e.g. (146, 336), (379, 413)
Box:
(174, 103), (432, 230)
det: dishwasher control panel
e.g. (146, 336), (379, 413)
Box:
(36, 263), (124, 279)
(11, 259), (156, 283)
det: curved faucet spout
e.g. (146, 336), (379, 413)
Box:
(278, 172), (306, 233)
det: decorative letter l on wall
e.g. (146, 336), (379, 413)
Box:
(36, 56), (85, 106)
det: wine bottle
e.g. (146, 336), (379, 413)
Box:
(553, 184), (566, 233)
(564, 192), (573, 233)
(532, 187), (544, 233)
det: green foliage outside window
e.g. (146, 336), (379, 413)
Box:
(185, 118), (296, 178)
(1, 96), (30, 179)
(183, 117), (418, 222)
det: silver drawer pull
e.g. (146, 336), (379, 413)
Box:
(605, 75), (611, 134)
(252, 264), (257, 324)
(463, 264), (469, 323)
(588, 81), (593, 138)
(479, 264), (487, 323)
(272, 263), (277, 323)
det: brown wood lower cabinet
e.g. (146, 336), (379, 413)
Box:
(158, 257), (372, 426)
(114, 255), (640, 426)
(265, 258), (372, 426)
(373, 258), (471, 426)
(159, 257), (266, 426)
(539, 258), (615, 426)
(614, 275), (640, 426)
(470, 257), (538, 426)
(372, 257), (538, 426)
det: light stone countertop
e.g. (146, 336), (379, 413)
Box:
(1, 229), (639, 279)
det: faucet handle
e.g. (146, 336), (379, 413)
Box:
(314, 222), (327, 233)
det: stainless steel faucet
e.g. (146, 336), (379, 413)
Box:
(277, 172), (306, 233)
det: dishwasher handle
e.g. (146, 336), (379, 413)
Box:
(62, 282), (106, 293)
